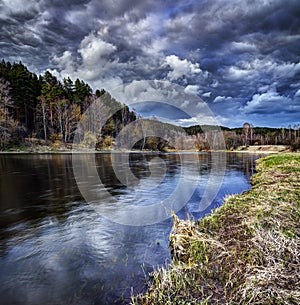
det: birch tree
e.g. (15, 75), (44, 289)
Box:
(0, 79), (16, 147)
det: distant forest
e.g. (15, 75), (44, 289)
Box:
(0, 59), (299, 151)
(184, 123), (300, 151)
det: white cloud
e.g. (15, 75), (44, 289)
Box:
(202, 92), (212, 98)
(258, 84), (271, 93)
(174, 117), (200, 127)
(92, 77), (124, 94)
(109, 80), (212, 125)
(244, 90), (292, 114)
(271, 61), (300, 78)
(225, 66), (253, 82)
(184, 85), (199, 95)
(142, 37), (168, 56)
(78, 32), (117, 67)
(290, 82), (300, 88)
(123, 13), (161, 46)
(165, 12), (195, 31)
(213, 96), (232, 103)
(52, 50), (75, 75)
(226, 59), (300, 83)
(165, 55), (201, 80)
(65, 8), (91, 28)
(49, 30), (125, 89)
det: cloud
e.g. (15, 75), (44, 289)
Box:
(1, 0), (300, 127)
(240, 88), (300, 127)
(224, 66), (254, 82)
(1, 0), (40, 15)
(50, 30), (123, 87)
(213, 96), (233, 103)
(230, 41), (257, 53)
(202, 92), (212, 98)
(108, 80), (224, 128)
(184, 85), (199, 95)
(52, 51), (75, 75)
(243, 89), (300, 116)
(164, 55), (201, 81)
(79, 32), (117, 66)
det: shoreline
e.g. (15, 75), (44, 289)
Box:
(0, 145), (291, 155)
(136, 153), (300, 305)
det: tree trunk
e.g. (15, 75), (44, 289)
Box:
(41, 101), (47, 141)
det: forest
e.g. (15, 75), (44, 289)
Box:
(0, 59), (299, 151)
(0, 59), (136, 150)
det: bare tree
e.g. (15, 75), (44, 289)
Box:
(37, 96), (49, 141)
(242, 122), (251, 146)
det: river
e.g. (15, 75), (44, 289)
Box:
(0, 152), (261, 305)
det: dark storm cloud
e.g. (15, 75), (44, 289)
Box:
(0, 0), (95, 68)
(0, 0), (299, 127)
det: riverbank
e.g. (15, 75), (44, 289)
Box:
(0, 144), (292, 154)
(234, 145), (290, 154)
(135, 153), (300, 305)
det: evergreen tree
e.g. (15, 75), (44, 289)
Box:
(8, 62), (39, 131)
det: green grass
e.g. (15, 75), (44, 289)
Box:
(259, 154), (300, 168)
(134, 153), (300, 305)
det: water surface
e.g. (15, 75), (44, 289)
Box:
(0, 152), (261, 304)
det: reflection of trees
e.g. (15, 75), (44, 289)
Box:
(128, 153), (181, 179)
(225, 152), (258, 180)
(95, 153), (182, 187)
(0, 155), (82, 230)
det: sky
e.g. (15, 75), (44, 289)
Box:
(1, 0), (300, 128)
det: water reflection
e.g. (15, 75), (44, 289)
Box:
(0, 152), (262, 304)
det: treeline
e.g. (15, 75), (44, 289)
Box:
(0, 59), (136, 149)
(184, 123), (300, 151)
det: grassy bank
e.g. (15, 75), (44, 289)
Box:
(134, 154), (300, 305)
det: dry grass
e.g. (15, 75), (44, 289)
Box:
(133, 154), (300, 305)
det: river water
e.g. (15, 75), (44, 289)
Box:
(0, 152), (261, 305)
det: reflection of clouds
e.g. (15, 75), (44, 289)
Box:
(82, 215), (171, 300)
(2, 206), (165, 304)
(0, 217), (89, 304)
(86, 220), (115, 259)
